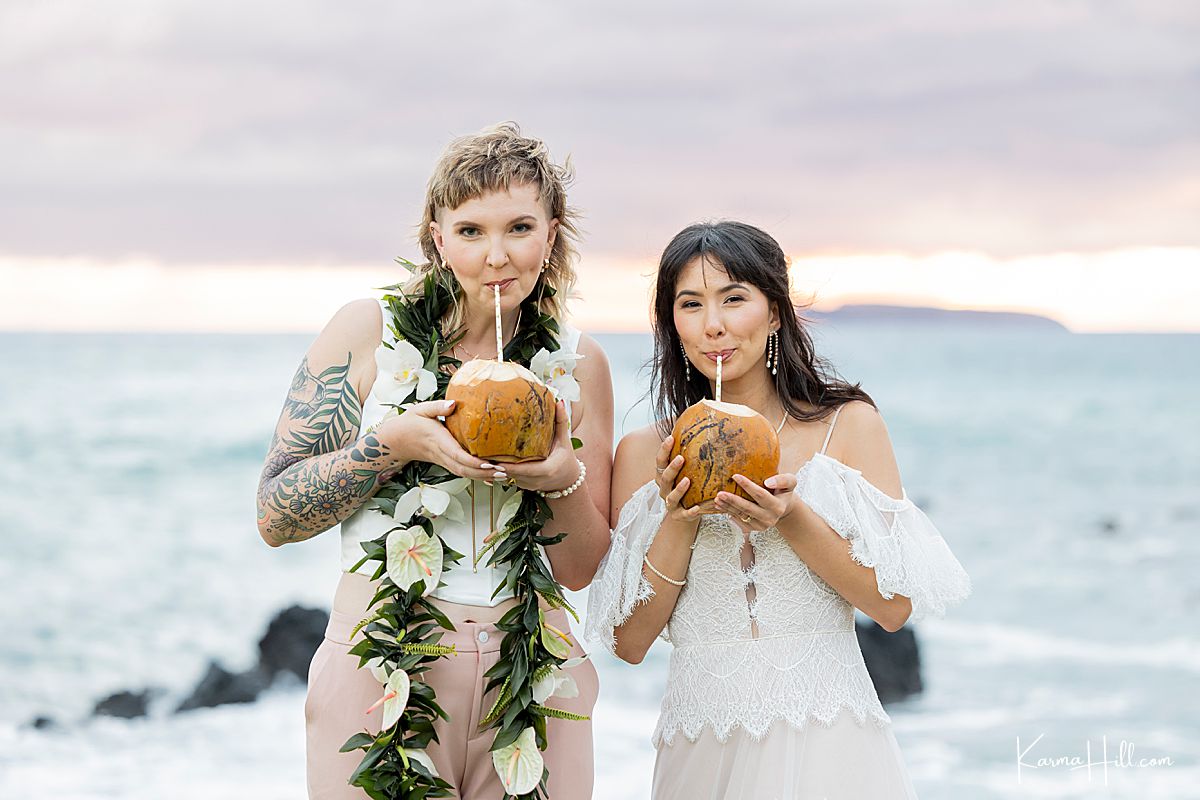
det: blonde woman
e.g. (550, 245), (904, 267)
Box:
(257, 124), (613, 798)
(587, 221), (970, 798)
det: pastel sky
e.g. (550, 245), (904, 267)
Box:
(2, 1), (1198, 332)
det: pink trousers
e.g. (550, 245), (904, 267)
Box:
(305, 572), (599, 799)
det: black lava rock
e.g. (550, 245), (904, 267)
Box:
(257, 605), (329, 683)
(175, 661), (271, 713)
(93, 689), (157, 719)
(856, 620), (923, 705)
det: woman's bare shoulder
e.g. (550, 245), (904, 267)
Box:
(834, 400), (903, 499)
(305, 298), (384, 398)
(616, 423), (665, 463)
(609, 423), (667, 523)
(572, 331), (613, 387)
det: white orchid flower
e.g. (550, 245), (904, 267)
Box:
(386, 526), (444, 595)
(375, 339), (437, 405)
(530, 347), (584, 403)
(532, 656), (587, 703)
(491, 727), (543, 795)
(404, 748), (439, 779)
(393, 478), (470, 523)
(364, 668), (410, 730)
(538, 609), (574, 660)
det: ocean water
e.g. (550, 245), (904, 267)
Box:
(1, 325), (1197, 799)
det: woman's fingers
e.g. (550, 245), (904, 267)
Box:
(732, 474), (777, 506)
(655, 435), (674, 469)
(714, 490), (758, 520)
(764, 472), (798, 495)
(409, 399), (457, 419)
(440, 447), (497, 481)
(661, 454), (685, 484)
(554, 400), (571, 443)
(430, 431), (495, 480)
(665, 476), (690, 509)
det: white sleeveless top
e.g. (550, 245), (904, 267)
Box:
(585, 405), (972, 745)
(338, 298), (582, 607)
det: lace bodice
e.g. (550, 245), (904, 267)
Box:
(585, 432), (972, 746)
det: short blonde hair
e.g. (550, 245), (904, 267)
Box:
(407, 122), (581, 334)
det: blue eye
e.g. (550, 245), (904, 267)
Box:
(512, 223), (532, 233)
(458, 227), (479, 237)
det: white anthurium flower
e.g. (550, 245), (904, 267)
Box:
(404, 748), (439, 779)
(495, 488), (523, 531)
(538, 609), (574, 660)
(364, 668), (410, 730)
(393, 479), (471, 523)
(492, 727), (543, 796)
(472, 488), (524, 567)
(365, 656), (390, 684)
(375, 339), (437, 405)
(530, 347), (584, 403)
(386, 526), (444, 595)
(531, 656), (587, 703)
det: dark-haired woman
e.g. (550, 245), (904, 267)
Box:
(586, 221), (970, 798)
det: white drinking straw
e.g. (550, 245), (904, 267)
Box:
(716, 354), (723, 402)
(494, 285), (503, 361)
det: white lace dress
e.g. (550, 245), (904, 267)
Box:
(586, 438), (971, 799)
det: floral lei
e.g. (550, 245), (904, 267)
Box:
(340, 263), (588, 800)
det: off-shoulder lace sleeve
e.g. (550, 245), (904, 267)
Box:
(796, 457), (971, 622)
(584, 480), (667, 653)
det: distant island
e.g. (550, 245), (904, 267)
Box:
(806, 304), (1070, 332)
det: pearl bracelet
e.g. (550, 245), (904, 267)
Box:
(539, 459), (587, 500)
(643, 555), (686, 587)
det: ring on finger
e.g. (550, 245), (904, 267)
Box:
(741, 513), (753, 523)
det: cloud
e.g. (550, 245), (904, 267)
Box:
(1, 0), (1197, 264)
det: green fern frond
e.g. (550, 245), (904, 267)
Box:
(531, 704), (590, 721)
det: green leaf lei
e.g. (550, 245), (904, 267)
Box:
(341, 262), (585, 800)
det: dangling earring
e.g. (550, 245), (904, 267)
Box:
(680, 342), (691, 381)
(768, 330), (779, 376)
(542, 256), (550, 272)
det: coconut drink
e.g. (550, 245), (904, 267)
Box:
(444, 359), (555, 462)
(670, 354), (780, 511)
(443, 285), (556, 463)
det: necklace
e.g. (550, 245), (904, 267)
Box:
(775, 408), (789, 434)
(453, 341), (494, 361)
(454, 307), (523, 361)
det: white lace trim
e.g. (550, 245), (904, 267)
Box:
(795, 453), (973, 621)
(584, 481), (667, 652)
(653, 633), (891, 746)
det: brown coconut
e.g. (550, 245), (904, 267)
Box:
(444, 359), (555, 463)
(670, 400), (781, 512)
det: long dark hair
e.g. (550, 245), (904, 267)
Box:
(651, 220), (875, 436)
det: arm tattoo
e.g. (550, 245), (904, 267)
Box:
(256, 354), (390, 545)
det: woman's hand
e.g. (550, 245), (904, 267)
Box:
(374, 400), (501, 482)
(655, 435), (703, 526)
(715, 472), (800, 535)
(496, 401), (583, 493)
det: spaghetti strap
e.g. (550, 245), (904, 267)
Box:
(819, 405), (844, 455)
